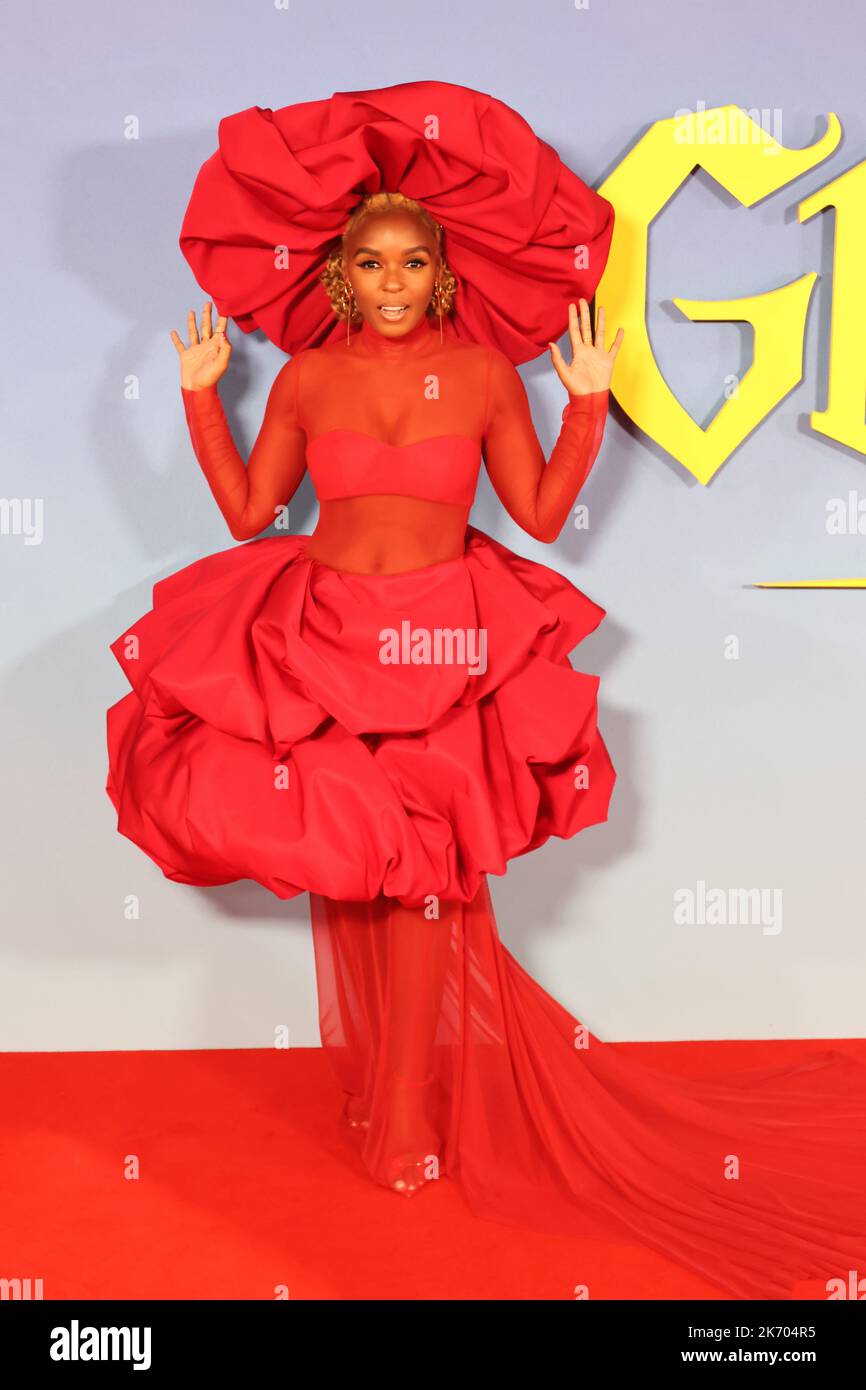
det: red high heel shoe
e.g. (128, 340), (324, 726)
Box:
(386, 1147), (442, 1196)
(341, 1096), (439, 1192)
(378, 1075), (443, 1196)
(341, 1094), (370, 1130)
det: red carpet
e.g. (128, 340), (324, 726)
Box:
(3, 1040), (863, 1301)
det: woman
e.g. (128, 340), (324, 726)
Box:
(106, 85), (866, 1300)
(179, 190), (617, 1185)
(114, 185), (619, 1183)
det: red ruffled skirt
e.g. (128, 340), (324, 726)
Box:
(106, 527), (866, 1300)
(106, 525), (614, 904)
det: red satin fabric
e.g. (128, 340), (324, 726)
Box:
(178, 79), (615, 364)
(106, 526), (613, 905)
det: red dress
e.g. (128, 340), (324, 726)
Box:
(106, 311), (866, 1300)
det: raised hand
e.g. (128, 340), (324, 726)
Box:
(548, 299), (623, 396)
(170, 301), (232, 391)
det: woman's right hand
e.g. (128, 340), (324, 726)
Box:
(170, 301), (232, 390)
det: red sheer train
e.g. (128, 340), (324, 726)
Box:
(311, 886), (866, 1300)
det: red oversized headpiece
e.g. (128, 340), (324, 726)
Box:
(179, 80), (614, 366)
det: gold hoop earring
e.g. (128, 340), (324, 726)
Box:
(341, 280), (354, 345)
(433, 281), (443, 344)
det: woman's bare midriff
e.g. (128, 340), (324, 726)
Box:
(305, 495), (471, 574)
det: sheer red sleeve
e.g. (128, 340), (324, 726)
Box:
(482, 348), (609, 543)
(180, 353), (308, 542)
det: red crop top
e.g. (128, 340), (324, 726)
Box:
(181, 312), (609, 574)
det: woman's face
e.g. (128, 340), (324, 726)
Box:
(342, 210), (439, 337)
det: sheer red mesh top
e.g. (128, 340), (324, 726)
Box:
(180, 311), (609, 574)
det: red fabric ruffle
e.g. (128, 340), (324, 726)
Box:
(106, 527), (616, 907)
(178, 80), (615, 365)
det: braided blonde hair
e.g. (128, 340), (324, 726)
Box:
(320, 191), (457, 324)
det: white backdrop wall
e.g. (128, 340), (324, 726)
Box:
(2, 0), (864, 1049)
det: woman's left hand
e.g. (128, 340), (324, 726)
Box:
(548, 299), (623, 396)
